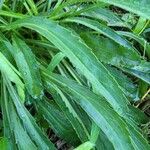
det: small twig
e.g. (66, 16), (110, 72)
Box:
(142, 88), (150, 100)
(135, 88), (150, 108)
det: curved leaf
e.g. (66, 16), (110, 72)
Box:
(4, 76), (56, 150)
(98, 0), (150, 19)
(64, 17), (135, 51)
(43, 72), (134, 150)
(43, 72), (150, 150)
(81, 7), (130, 28)
(0, 51), (25, 102)
(81, 32), (150, 84)
(7, 16), (129, 116)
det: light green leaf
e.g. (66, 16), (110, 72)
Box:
(0, 52), (25, 102)
(0, 10), (26, 19)
(74, 141), (95, 150)
(0, 52), (23, 88)
(0, 138), (9, 150)
(47, 52), (65, 72)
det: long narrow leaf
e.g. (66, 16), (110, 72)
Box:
(98, 0), (150, 19)
(12, 36), (43, 99)
(6, 16), (129, 116)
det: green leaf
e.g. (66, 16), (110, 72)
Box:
(133, 17), (147, 35)
(0, 52), (25, 102)
(74, 141), (95, 150)
(0, 10), (26, 19)
(43, 72), (134, 150)
(0, 0), (3, 9)
(12, 36), (43, 99)
(9, 98), (37, 150)
(0, 52), (23, 88)
(117, 31), (150, 58)
(81, 32), (150, 84)
(7, 16), (129, 117)
(36, 98), (80, 145)
(96, 130), (114, 150)
(90, 123), (100, 143)
(26, 0), (38, 15)
(1, 79), (17, 150)
(43, 72), (150, 150)
(47, 52), (65, 72)
(0, 1), (150, 150)
(127, 105), (149, 124)
(4, 76), (56, 150)
(123, 68), (150, 84)
(81, 7), (130, 28)
(1, 78), (36, 150)
(98, 0), (150, 19)
(105, 65), (138, 100)
(64, 17), (135, 51)
(0, 137), (9, 150)
(127, 124), (150, 150)
(45, 83), (90, 142)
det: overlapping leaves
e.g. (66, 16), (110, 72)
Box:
(0, 0), (150, 150)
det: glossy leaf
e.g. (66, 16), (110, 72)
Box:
(74, 141), (94, 150)
(0, 51), (25, 102)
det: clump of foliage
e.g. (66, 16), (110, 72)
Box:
(0, 0), (150, 149)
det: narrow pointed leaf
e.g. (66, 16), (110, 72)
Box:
(37, 99), (80, 145)
(45, 83), (90, 142)
(9, 99), (37, 150)
(74, 141), (94, 150)
(43, 72), (150, 150)
(0, 52), (25, 102)
(43, 72), (134, 150)
(81, 33), (150, 84)
(7, 16), (129, 116)
(64, 17), (135, 51)
(97, 0), (150, 19)
(4, 76), (56, 150)
(47, 52), (65, 72)
(12, 36), (43, 99)
(81, 7), (130, 28)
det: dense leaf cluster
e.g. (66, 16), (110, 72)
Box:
(0, 0), (150, 150)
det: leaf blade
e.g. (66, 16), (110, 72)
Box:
(98, 0), (150, 19)
(7, 16), (129, 116)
